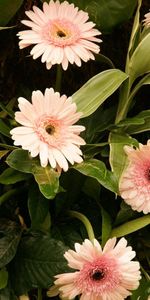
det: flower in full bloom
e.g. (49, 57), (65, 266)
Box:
(48, 237), (141, 300)
(10, 88), (85, 171)
(143, 12), (150, 27)
(17, 0), (101, 70)
(119, 143), (150, 214)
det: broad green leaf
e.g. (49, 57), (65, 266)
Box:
(73, 158), (118, 193)
(72, 69), (128, 118)
(0, 168), (30, 184)
(66, 0), (137, 33)
(129, 33), (150, 85)
(109, 132), (138, 181)
(0, 269), (8, 290)
(101, 206), (112, 247)
(6, 149), (60, 200)
(28, 184), (50, 231)
(0, 0), (23, 26)
(0, 219), (22, 268)
(33, 165), (59, 199)
(111, 214), (150, 238)
(10, 232), (69, 294)
(0, 120), (10, 137)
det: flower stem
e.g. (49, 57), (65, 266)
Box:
(68, 210), (95, 241)
(37, 288), (42, 300)
(55, 64), (62, 92)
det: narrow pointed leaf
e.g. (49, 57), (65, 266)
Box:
(129, 33), (150, 85)
(111, 215), (150, 238)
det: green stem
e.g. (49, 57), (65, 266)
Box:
(68, 210), (95, 241)
(55, 64), (62, 92)
(37, 288), (42, 300)
(140, 264), (150, 281)
(110, 215), (150, 238)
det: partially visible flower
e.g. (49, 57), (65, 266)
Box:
(143, 12), (150, 27)
(10, 88), (85, 171)
(119, 142), (150, 214)
(19, 296), (30, 300)
(48, 237), (141, 300)
(17, 0), (101, 70)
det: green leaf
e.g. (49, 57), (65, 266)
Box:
(129, 33), (150, 85)
(0, 150), (9, 159)
(114, 202), (138, 226)
(0, 168), (30, 184)
(0, 287), (18, 300)
(127, 0), (142, 64)
(109, 132), (138, 181)
(10, 232), (69, 294)
(0, 269), (8, 290)
(6, 149), (60, 200)
(66, 0), (137, 33)
(0, 0), (23, 26)
(126, 110), (150, 134)
(0, 120), (10, 137)
(131, 277), (150, 300)
(72, 69), (128, 118)
(101, 207), (112, 247)
(28, 184), (50, 231)
(73, 158), (118, 193)
(111, 215), (150, 238)
(128, 73), (150, 103)
(0, 219), (22, 268)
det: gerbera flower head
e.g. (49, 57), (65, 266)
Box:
(119, 142), (150, 214)
(10, 88), (86, 171)
(143, 12), (150, 27)
(48, 237), (141, 299)
(17, 0), (102, 70)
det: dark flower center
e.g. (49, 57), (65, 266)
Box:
(45, 124), (55, 135)
(57, 30), (66, 38)
(90, 270), (105, 281)
(145, 168), (150, 180)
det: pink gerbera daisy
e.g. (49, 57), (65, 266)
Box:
(143, 12), (150, 27)
(48, 237), (141, 300)
(119, 143), (150, 214)
(17, 0), (101, 70)
(10, 88), (85, 171)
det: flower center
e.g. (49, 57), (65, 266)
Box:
(57, 30), (66, 38)
(45, 124), (55, 135)
(90, 269), (105, 281)
(146, 168), (150, 180)
(44, 19), (80, 46)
